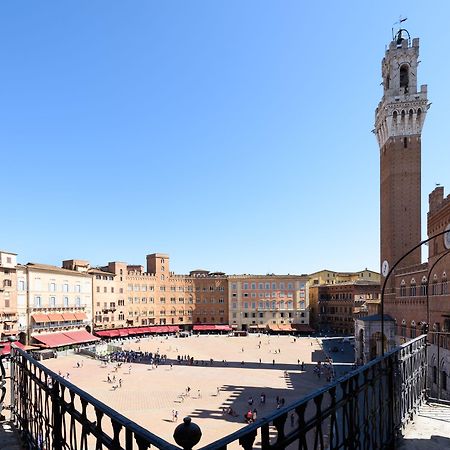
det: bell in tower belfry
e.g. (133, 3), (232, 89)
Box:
(375, 27), (430, 289)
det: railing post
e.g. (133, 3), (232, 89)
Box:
(173, 417), (202, 450)
(51, 379), (63, 450)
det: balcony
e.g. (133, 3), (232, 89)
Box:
(0, 335), (448, 449)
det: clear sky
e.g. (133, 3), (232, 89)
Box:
(1, 1), (449, 275)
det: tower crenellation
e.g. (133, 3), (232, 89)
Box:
(375, 32), (429, 149)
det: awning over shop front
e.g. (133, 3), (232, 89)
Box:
(32, 314), (50, 323)
(193, 324), (231, 332)
(64, 330), (100, 344)
(33, 333), (75, 347)
(0, 341), (37, 355)
(74, 312), (88, 320)
(32, 330), (99, 348)
(61, 313), (77, 321)
(267, 324), (294, 332)
(95, 325), (180, 338)
(47, 313), (64, 322)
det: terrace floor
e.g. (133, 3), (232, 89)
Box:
(399, 401), (450, 449)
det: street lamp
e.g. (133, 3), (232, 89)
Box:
(381, 228), (450, 355)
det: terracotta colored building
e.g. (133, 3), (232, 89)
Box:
(311, 281), (380, 335)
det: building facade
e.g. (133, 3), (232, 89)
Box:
(227, 275), (310, 332)
(0, 251), (18, 340)
(15, 262), (93, 346)
(311, 281), (380, 335)
(308, 269), (380, 330)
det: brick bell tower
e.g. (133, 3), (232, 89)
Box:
(375, 28), (429, 289)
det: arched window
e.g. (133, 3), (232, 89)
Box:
(393, 110), (398, 122)
(417, 108), (422, 122)
(432, 274), (439, 296)
(421, 277), (428, 296)
(442, 272), (448, 295)
(400, 280), (406, 297)
(410, 279), (416, 297)
(400, 65), (409, 92)
(409, 109), (414, 120)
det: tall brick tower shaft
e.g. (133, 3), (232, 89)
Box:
(375, 29), (428, 289)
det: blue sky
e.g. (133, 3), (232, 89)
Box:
(1, 1), (449, 275)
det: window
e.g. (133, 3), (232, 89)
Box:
(64, 297), (69, 307)
(76, 284), (81, 293)
(50, 282), (56, 292)
(251, 283), (256, 289)
(75, 297), (81, 307)
(399, 64), (409, 91)
(3, 279), (12, 287)
(272, 282), (276, 290)
(34, 296), (41, 307)
(50, 296), (56, 307)
(96, 286), (100, 293)
(232, 283), (237, 290)
(18, 280), (25, 291)
(288, 283), (293, 290)
(400, 281), (406, 297)
(63, 283), (69, 293)
(243, 283), (248, 290)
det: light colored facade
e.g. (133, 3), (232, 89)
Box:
(308, 269), (380, 286)
(22, 262), (93, 345)
(0, 251), (18, 340)
(227, 275), (309, 331)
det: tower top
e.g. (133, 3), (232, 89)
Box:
(374, 28), (428, 149)
(393, 28), (411, 47)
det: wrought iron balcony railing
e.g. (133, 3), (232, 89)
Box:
(0, 335), (428, 450)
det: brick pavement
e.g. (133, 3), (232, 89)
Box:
(43, 334), (328, 446)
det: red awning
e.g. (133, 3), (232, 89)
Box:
(47, 313), (64, 322)
(118, 330), (129, 337)
(96, 330), (121, 338)
(63, 330), (100, 344)
(74, 312), (88, 320)
(32, 333), (75, 348)
(193, 325), (216, 331)
(0, 341), (34, 355)
(61, 313), (77, 321)
(32, 314), (50, 323)
(95, 330), (110, 337)
(215, 325), (232, 331)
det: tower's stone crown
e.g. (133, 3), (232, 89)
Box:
(375, 35), (429, 148)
